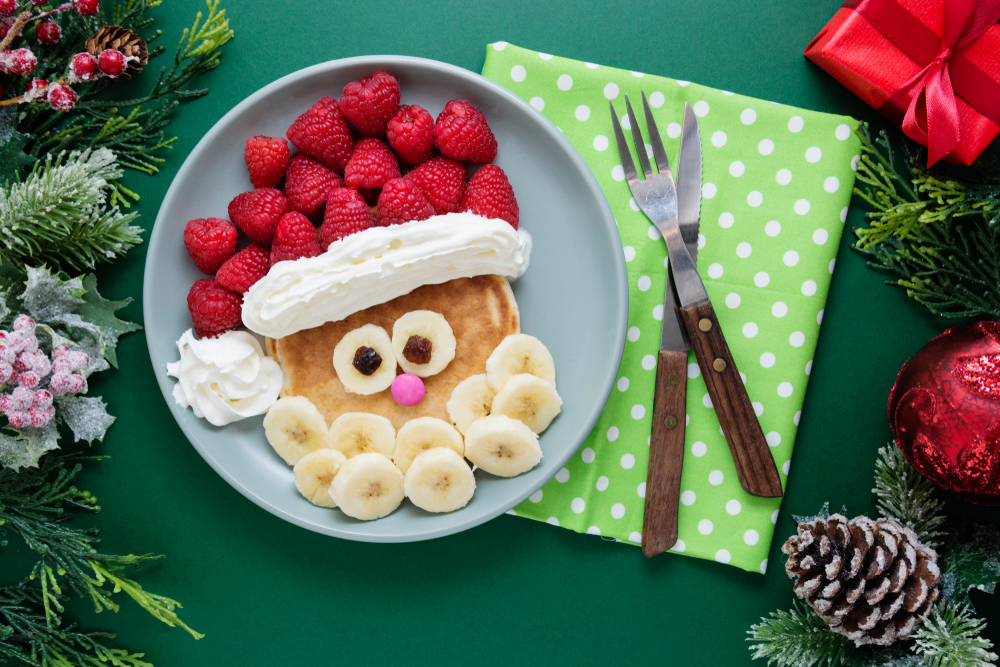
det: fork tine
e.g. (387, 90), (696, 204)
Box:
(609, 101), (638, 183)
(641, 91), (671, 176)
(625, 95), (653, 178)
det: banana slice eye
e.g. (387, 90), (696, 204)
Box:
(391, 310), (456, 377)
(333, 324), (397, 395)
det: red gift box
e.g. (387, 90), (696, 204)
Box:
(805, 0), (1000, 166)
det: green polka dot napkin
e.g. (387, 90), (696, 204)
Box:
(482, 43), (861, 573)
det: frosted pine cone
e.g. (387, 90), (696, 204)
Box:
(782, 514), (940, 646)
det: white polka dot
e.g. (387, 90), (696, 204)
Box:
(648, 225), (662, 241)
(766, 431), (781, 448)
(776, 169), (792, 185)
(494, 41), (508, 50)
(623, 245), (635, 262)
(719, 212), (734, 228)
(708, 263), (723, 279)
(575, 105), (591, 121)
(741, 108), (757, 124)
(546, 516), (559, 526)
(611, 164), (625, 181)
(631, 404), (645, 419)
(736, 242), (752, 258)
(530, 96), (545, 111)
(538, 52), (553, 60)
(702, 393), (713, 408)
(778, 382), (793, 397)
(510, 65), (526, 82)
(617, 377), (629, 392)
(760, 352), (775, 368)
(841, 207), (849, 222)
(760, 559), (769, 574)
(806, 146), (822, 163)
(581, 447), (595, 463)
(829, 259), (836, 274)
(806, 360), (813, 375)
(709, 470), (724, 485)
(672, 540), (686, 553)
(698, 233), (706, 250)
(836, 123), (851, 140)
(747, 191), (763, 207)
(628, 531), (642, 543)
(652, 304), (663, 321)
(557, 74), (573, 90)
(631, 483), (643, 501)
(817, 310), (824, 324)
(743, 322), (758, 338)
(693, 100), (709, 117)
(620, 114), (631, 130)
(712, 130), (728, 147)
(529, 489), (543, 502)
(637, 275), (651, 292)
(771, 510), (781, 525)
(698, 519), (714, 535)
(603, 82), (619, 99)
(758, 138), (774, 155)
(629, 327), (644, 343)
(641, 355), (656, 371)
(688, 363), (700, 378)
(794, 199), (811, 215)
(726, 499), (742, 515)
(790, 331), (805, 347)
(754, 271), (770, 287)
(607, 426), (620, 442)
(745, 529), (760, 546)
(725, 293), (741, 308)
(772, 301), (788, 317)
(596, 476), (609, 491)
(692, 441), (707, 457)
(631, 71), (645, 77)
(802, 280), (817, 296)
(753, 402), (764, 416)
(611, 503), (626, 519)
(824, 176), (840, 193)
(566, 498), (584, 515)
(676, 80), (690, 86)
(783, 250), (799, 266)
(667, 122), (681, 138)
(813, 229), (829, 244)
(851, 154), (860, 171)
(740, 372), (747, 385)
(649, 91), (665, 108)
(715, 549), (731, 563)
(621, 454), (635, 470)
(788, 115), (804, 132)
(586, 525), (601, 535)
(681, 490), (696, 507)
(730, 161), (745, 177)
(555, 467), (570, 483)
(783, 460), (791, 475)
(765, 220), (781, 236)
(702, 183), (717, 199)
(584, 61), (599, 69)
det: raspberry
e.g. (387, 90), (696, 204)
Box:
(47, 84), (77, 111)
(386, 104), (435, 167)
(460, 165), (519, 229)
(405, 157), (466, 215)
(72, 0), (99, 16)
(187, 279), (242, 339)
(286, 96), (354, 172)
(320, 188), (376, 249)
(228, 188), (289, 245)
(216, 244), (270, 294)
(69, 52), (99, 82)
(0, 49), (37, 77)
(8, 411), (30, 428)
(376, 178), (436, 227)
(284, 153), (343, 219)
(344, 138), (400, 191)
(244, 135), (290, 189)
(338, 71), (400, 137)
(434, 100), (498, 164)
(0, 0), (15, 16)
(183, 217), (237, 274)
(270, 212), (321, 264)
(35, 20), (61, 44)
(98, 49), (125, 77)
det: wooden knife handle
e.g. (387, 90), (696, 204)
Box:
(642, 349), (687, 558)
(679, 298), (783, 498)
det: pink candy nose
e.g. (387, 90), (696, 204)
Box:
(391, 373), (425, 406)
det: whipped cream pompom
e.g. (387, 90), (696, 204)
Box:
(167, 329), (282, 426)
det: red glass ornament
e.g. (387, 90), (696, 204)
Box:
(889, 322), (1000, 505)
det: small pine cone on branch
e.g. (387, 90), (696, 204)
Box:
(85, 26), (148, 79)
(782, 514), (940, 647)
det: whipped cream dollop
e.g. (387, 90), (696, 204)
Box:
(242, 213), (532, 338)
(166, 329), (283, 426)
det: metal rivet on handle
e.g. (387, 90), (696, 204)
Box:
(668, 372), (681, 386)
(664, 415), (678, 429)
(698, 318), (712, 332)
(713, 358), (727, 372)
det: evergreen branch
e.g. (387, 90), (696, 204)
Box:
(88, 562), (204, 640)
(747, 600), (850, 667)
(912, 603), (998, 667)
(872, 444), (946, 549)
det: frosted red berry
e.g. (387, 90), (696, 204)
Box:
(405, 157), (466, 215)
(284, 153), (343, 219)
(344, 137), (400, 191)
(434, 100), (498, 164)
(183, 217), (238, 274)
(47, 84), (77, 112)
(386, 104), (435, 166)
(215, 244), (270, 294)
(270, 212), (322, 264)
(286, 96), (354, 172)
(98, 49), (126, 77)
(29, 0), (46, 5)
(69, 52), (99, 81)
(460, 165), (519, 229)
(24, 78), (47, 101)
(8, 411), (30, 428)
(187, 279), (243, 339)
(35, 21), (61, 44)
(0, 49), (37, 77)
(227, 188), (289, 245)
(72, 0), (100, 16)
(338, 71), (400, 137)
(244, 135), (290, 189)
(0, 0), (15, 17)
(320, 188), (376, 249)
(376, 178), (436, 227)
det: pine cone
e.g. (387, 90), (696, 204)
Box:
(85, 26), (148, 79)
(782, 514), (940, 647)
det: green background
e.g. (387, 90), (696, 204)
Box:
(9, 0), (998, 664)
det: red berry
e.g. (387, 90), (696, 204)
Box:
(243, 135), (290, 189)
(216, 244), (270, 294)
(376, 178), (436, 227)
(24, 78), (47, 101)
(434, 100), (498, 164)
(386, 104), (435, 167)
(29, 0), (45, 5)
(0, 49), (36, 77)
(47, 83), (77, 111)
(227, 188), (289, 245)
(338, 71), (400, 137)
(8, 411), (30, 428)
(460, 165), (519, 229)
(69, 52), (99, 81)
(0, 0), (15, 17)
(405, 157), (466, 215)
(35, 21), (61, 44)
(286, 96), (354, 172)
(97, 49), (126, 77)
(344, 137), (400, 191)
(72, 0), (99, 16)
(284, 153), (343, 219)
(187, 279), (243, 339)
(270, 212), (322, 264)
(320, 188), (376, 249)
(183, 217), (238, 274)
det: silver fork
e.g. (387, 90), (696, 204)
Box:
(610, 94), (783, 499)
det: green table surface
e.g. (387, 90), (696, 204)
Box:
(12, 0), (998, 664)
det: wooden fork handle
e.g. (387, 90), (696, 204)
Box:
(642, 349), (687, 558)
(679, 298), (784, 498)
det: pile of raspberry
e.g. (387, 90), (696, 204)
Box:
(0, 315), (89, 429)
(182, 70), (521, 340)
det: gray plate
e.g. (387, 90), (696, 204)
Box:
(145, 56), (627, 542)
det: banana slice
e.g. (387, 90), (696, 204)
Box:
(464, 414), (542, 477)
(327, 412), (396, 458)
(490, 373), (563, 434)
(329, 452), (405, 520)
(391, 416), (464, 474)
(332, 324), (397, 395)
(485, 333), (556, 392)
(391, 310), (457, 377)
(404, 447), (476, 513)
(293, 449), (347, 508)
(446, 374), (496, 435)
(263, 396), (330, 465)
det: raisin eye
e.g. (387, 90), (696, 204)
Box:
(352, 346), (382, 376)
(402, 335), (432, 365)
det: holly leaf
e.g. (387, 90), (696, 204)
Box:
(0, 423), (60, 470)
(0, 109), (36, 180)
(21, 266), (86, 321)
(938, 522), (1000, 611)
(56, 395), (115, 444)
(75, 274), (141, 368)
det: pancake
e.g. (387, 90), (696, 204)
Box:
(267, 275), (520, 431)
